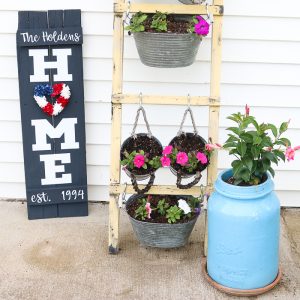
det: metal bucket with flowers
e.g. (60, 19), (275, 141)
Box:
(120, 103), (162, 194)
(161, 106), (217, 189)
(125, 11), (210, 68)
(125, 192), (204, 248)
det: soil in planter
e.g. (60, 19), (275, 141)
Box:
(127, 195), (199, 224)
(169, 133), (208, 176)
(121, 134), (162, 176)
(143, 15), (191, 34)
(226, 174), (268, 187)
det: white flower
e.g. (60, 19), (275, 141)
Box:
(178, 199), (191, 214)
(61, 84), (71, 99)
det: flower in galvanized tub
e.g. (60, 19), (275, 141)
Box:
(125, 11), (210, 68)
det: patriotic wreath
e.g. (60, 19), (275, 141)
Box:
(33, 83), (71, 116)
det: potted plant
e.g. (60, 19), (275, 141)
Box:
(125, 11), (210, 68)
(126, 194), (202, 248)
(161, 106), (216, 188)
(120, 106), (162, 194)
(207, 105), (300, 293)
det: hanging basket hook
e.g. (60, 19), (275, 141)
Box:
(139, 92), (143, 108)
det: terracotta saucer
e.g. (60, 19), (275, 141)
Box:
(201, 257), (282, 297)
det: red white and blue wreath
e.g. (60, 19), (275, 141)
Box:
(33, 83), (71, 116)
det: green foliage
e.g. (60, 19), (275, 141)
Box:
(157, 199), (169, 215)
(121, 150), (137, 169)
(223, 111), (291, 185)
(166, 205), (183, 224)
(125, 12), (148, 32)
(150, 11), (168, 32)
(187, 16), (197, 34)
(148, 156), (162, 169)
(134, 198), (148, 220)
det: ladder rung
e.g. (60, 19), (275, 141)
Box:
(112, 94), (220, 106)
(109, 183), (212, 196)
(114, 3), (223, 16)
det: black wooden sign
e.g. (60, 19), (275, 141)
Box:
(16, 10), (88, 219)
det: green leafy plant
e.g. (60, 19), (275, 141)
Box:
(125, 12), (148, 32)
(150, 11), (167, 32)
(134, 198), (148, 220)
(157, 199), (169, 215)
(223, 106), (291, 185)
(121, 150), (161, 171)
(166, 205), (183, 224)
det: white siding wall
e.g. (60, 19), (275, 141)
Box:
(0, 0), (300, 206)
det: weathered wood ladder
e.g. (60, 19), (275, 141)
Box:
(109, 0), (224, 254)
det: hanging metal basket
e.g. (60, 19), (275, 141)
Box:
(169, 106), (208, 189)
(133, 32), (202, 68)
(120, 104), (162, 194)
(126, 194), (199, 248)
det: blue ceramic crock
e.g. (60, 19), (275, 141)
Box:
(207, 169), (280, 290)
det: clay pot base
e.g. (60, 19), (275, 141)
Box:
(201, 257), (282, 297)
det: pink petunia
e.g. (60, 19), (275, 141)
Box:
(194, 16), (210, 36)
(245, 104), (250, 116)
(160, 156), (171, 167)
(176, 152), (188, 166)
(145, 202), (152, 219)
(133, 154), (145, 168)
(205, 143), (222, 152)
(162, 145), (173, 155)
(196, 152), (208, 164)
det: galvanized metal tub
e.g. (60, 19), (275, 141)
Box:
(126, 194), (199, 248)
(133, 32), (202, 68)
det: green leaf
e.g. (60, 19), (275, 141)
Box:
(223, 142), (237, 149)
(237, 142), (247, 156)
(240, 133), (253, 143)
(279, 121), (289, 135)
(140, 150), (145, 155)
(268, 167), (275, 177)
(266, 124), (278, 137)
(279, 137), (291, 147)
(273, 149), (285, 161)
(253, 136), (262, 145)
(142, 164), (147, 169)
(242, 157), (253, 171)
(226, 127), (241, 136)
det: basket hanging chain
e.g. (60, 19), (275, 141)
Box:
(131, 93), (152, 138)
(119, 182), (128, 208)
(177, 96), (198, 136)
(205, 3), (214, 24)
(123, 1), (131, 26)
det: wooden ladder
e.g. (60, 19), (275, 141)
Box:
(109, 0), (224, 254)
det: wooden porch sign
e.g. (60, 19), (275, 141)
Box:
(16, 10), (88, 219)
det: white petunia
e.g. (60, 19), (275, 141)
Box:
(61, 84), (71, 99)
(178, 199), (191, 214)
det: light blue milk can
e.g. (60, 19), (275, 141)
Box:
(207, 169), (280, 290)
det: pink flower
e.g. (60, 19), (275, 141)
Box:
(162, 145), (173, 155)
(133, 154), (145, 168)
(205, 143), (222, 152)
(285, 146), (300, 162)
(245, 104), (250, 116)
(196, 152), (208, 164)
(285, 147), (295, 162)
(195, 16), (210, 36)
(160, 156), (171, 167)
(145, 202), (152, 219)
(176, 152), (188, 166)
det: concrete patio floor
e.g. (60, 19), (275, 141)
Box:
(0, 201), (299, 300)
